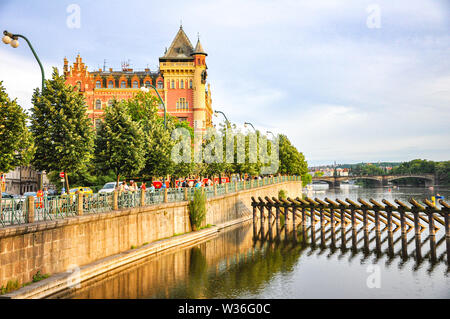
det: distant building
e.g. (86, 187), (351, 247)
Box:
(4, 167), (50, 195)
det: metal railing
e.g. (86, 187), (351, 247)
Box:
(0, 175), (299, 228)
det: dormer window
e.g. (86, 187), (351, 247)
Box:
(133, 81), (139, 88)
(108, 81), (114, 88)
(121, 81), (126, 88)
(95, 100), (102, 110)
(145, 81), (151, 88)
(157, 80), (163, 89)
(95, 81), (101, 88)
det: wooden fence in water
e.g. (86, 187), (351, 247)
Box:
(251, 196), (450, 265)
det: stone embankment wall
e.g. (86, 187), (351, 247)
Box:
(0, 181), (301, 287)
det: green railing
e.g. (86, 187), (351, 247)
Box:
(0, 175), (299, 228)
(0, 197), (26, 226)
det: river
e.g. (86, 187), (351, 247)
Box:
(56, 185), (450, 299)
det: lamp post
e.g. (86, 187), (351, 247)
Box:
(140, 85), (167, 129)
(266, 131), (275, 138)
(214, 110), (231, 129)
(3, 30), (45, 190)
(244, 122), (256, 132)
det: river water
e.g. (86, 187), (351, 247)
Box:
(57, 185), (450, 299)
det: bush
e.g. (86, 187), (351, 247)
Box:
(278, 189), (287, 200)
(188, 188), (207, 231)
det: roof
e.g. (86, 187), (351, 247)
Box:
(161, 26), (195, 60)
(193, 38), (207, 56)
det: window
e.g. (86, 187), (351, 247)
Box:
(176, 98), (188, 111)
(145, 81), (151, 88)
(96, 81), (101, 88)
(133, 81), (138, 88)
(157, 81), (163, 89)
(121, 81), (126, 88)
(171, 80), (175, 89)
(189, 80), (193, 89)
(180, 80), (184, 89)
(108, 81), (114, 88)
(95, 100), (102, 110)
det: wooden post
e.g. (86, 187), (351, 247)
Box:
(386, 208), (392, 233)
(320, 207), (324, 228)
(76, 192), (83, 216)
(184, 187), (188, 201)
(26, 196), (35, 224)
(140, 190), (145, 206)
(350, 208), (356, 230)
(362, 207), (368, 232)
(400, 210), (406, 235)
(310, 206), (315, 228)
(235, 182), (238, 193)
(330, 208), (335, 231)
(292, 205), (297, 230)
(164, 188), (168, 203)
(301, 207), (306, 226)
(243, 180), (246, 190)
(113, 190), (118, 210)
(214, 183), (217, 196)
(428, 211), (436, 236)
(275, 205), (280, 236)
(225, 183), (228, 194)
(374, 209), (380, 234)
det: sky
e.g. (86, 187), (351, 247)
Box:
(0, 0), (449, 166)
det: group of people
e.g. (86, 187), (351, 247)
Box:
(117, 181), (155, 193)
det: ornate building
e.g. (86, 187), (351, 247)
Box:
(64, 26), (213, 134)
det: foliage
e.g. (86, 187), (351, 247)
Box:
(278, 189), (287, 200)
(277, 134), (308, 181)
(32, 271), (49, 283)
(188, 188), (207, 231)
(94, 99), (146, 185)
(30, 68), (94, 191)
(302, 173), (312, 185)
(0, 279), (19, 295)
(0, 81), (34, 174)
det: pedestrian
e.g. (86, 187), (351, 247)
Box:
(141, 182), (146, 191)
(149, 183), (155, 193)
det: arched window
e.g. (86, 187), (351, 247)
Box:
(145, 81), (151, 88)
(95, 81), (101, 88)
(121, 81), (126, 88)
(95, 100), (102, 110)
(189, 80), (193, 89)
(157, 81), (163, 89)
(180, 80), (184, 89)
(133, 81), (139, 88)
(108, 81), (114, 88)
(171, 80), (175, 89)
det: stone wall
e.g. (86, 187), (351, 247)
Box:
(0, 181), (301, 288)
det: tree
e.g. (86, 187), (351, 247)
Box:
(277, 134), (308, 180)
(30, 68), (94, 192)
(0, 82), (34, 206)
(94, 99), (146, 186)
(126, 92), (175, 181)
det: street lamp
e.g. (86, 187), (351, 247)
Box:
(244, 122), (256, 132)
(214, 110), (231, 129)
(3, 30), (45, 91)
(3, 30), (45, 190)
(266, 131), (275, 138)
(140, 85), (167, 129)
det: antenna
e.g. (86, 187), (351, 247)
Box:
(103, 59), (107, 72)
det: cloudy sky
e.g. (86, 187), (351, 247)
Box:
(0, 0), (449, 166)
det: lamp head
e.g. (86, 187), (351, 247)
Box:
(2, 35), (12, 44)
(10, 39), (19, 48)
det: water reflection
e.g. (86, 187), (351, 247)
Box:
(56, 217), (449, 299)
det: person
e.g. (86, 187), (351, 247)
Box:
(141, 182), (146, 191)
(161, 182), (167, 189)
(195, 180), (202, 188)
(43, 187), (48, 197)
(182, 179), (187, 188)
(61, 187), (66, 195)
(149, 183), (155, 193)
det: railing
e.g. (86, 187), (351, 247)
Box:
(0, 175), (300, 228)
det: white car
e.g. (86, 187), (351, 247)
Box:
(98, 182), (122, 194)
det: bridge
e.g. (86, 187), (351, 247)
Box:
(311, 174), (436, 188)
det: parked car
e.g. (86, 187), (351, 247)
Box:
(98, 182), (122, 194)
(1, 192), (25, 210)
(68, 187), (93, 195)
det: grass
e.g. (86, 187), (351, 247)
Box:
(0, 271), (50, 295)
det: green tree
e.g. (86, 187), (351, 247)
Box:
(126, 92), (175, 182)
(30, 68), (94, 191)
(0, 82), (34, 206)
(277, 134), (308, 180)
(94, 99), (146, 186)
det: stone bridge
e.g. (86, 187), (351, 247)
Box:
(312, 174), (436, 188)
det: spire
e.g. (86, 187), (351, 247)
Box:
(192, 37), (207, 56)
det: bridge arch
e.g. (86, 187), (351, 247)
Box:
(385, 175), (434, 186)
